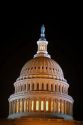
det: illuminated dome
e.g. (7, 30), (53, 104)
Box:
(8, 25), (74, 120)
(20, 57), (65, 81)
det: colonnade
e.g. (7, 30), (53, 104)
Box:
(9, 98), (73, 116)
(15, 83), (68, 94)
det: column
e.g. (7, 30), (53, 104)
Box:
(49, 98), (51, 112)
(61, 100), (64, 114)
(22, 99), (24, 112)
(26, 84), (28, 91)
(13, 101), (15, 113)
(24, 99), (26, 112)
(56, 99), (58, 113)
(54, 99), (56, 112)
(51, 99), (54, 112)
(26, 98), (29, 112)
(28, 98), (31, 112)
(64, 100), (66, 114)
(44, 99), (46, 112)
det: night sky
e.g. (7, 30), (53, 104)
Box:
(0, 8), (83, 121)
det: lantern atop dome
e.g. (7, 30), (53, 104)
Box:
(34, 24), (51, 58)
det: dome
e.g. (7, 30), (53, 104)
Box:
(20, 57), (65, 81)
(8, 25), (74, 120)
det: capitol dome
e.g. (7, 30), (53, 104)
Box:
(8, 25), (74, 120)
(20, 57), (65, 81)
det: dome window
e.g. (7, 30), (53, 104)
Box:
(42, 66), (44, 69)
(46, 67), (47, 69)
(36, 100), (39, 111)
(41, 101), (44, 111)
(31, 100), (34, 111)
(34, 67), (36, 69)
(37, 83), (39, 90)
(46, 101), (49, 111)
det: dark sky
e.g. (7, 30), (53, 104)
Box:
(0, 5), (83, 121)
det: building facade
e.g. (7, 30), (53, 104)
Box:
(8, 25), (74, 120)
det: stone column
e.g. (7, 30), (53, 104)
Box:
(28, 98), (30, 112)
(49, 98), (51, 112)
(64, 100), (66, 114)
(26, 99), (28, 112)
(26, 84), (27, 91)
(24, 99), (26, 112)
(22, 99), (24, 112)
(44, 99), (46, 112)
(56, 99), (58, 113)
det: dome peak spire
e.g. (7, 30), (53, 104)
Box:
(40, 24), (46, 40)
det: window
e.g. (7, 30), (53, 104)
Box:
(59, 85), (60, 92)
(41, 101), (44, 111)
(36, 101), (39, 110)
(32, 83), (34, 90)
(40, 45), (45, 51)
(46, 101), (48, 111)
(24, 84), (26, 91)
(37, 83), (39, 90)
(28, 84), (30, 90)
(46, 67), (47, 69)
(31, 101), (34, 111)
(55, 85), (56, 91)
(42, 66), (44, 69)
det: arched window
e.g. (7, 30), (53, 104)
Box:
(24, 84), (26, 91)
(36, 101), (39, 110)
(28, 84), (30, 90)
(42, 66), (44, 69)
(59, 85), (60, 92)
(37, 83), (39, 90)
(55, 85), (56, 91)
(32, 83), (34, 90)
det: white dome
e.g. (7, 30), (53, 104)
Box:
(20, 57), (65, 81)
